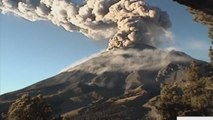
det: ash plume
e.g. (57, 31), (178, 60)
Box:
(0, 0), (172, 49)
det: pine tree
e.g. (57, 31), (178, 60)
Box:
(187, 61), (201, 81)
(7, 94), (54, 120)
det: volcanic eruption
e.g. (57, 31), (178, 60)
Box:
(1, 0), (212, 119)
(0, 0), (172, 50)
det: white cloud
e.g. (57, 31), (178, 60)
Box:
(60, 48), (193, 74)
(188, 40), (209, 50)
(165, 46), (181, 51)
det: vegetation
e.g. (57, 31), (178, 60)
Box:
(209, 46), (213, 65)
(6, 94), (54, 120)
(158, 61), (213, 120)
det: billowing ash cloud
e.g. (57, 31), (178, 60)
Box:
(0, 0), (172, 50)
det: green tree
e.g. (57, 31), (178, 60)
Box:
(158, 62), (213, 120)
(7, 94), (54, 120)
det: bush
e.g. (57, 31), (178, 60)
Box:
(7, 94), (54, 120)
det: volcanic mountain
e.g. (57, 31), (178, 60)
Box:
(0, 45), (209, 119)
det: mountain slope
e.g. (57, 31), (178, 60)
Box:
(0, 46), (207, 118)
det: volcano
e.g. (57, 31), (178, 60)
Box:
(0, 45), (209, 119)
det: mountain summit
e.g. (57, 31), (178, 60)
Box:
(0, 46), (207, 119)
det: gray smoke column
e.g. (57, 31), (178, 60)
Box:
(0, 0), (172, 50)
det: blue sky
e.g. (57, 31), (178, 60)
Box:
(0, 0), (211, 94)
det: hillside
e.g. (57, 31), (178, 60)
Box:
(0, 45), (209, 119)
